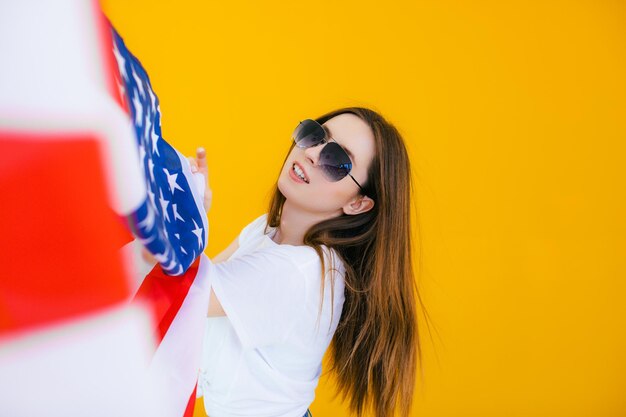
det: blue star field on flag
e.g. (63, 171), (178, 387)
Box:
(111, 27), (207, 276)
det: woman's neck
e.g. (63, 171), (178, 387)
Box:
(272, 200), (340, 246)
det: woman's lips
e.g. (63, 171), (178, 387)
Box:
(294, 161), (309, 181)
(289, 161), (309, 184)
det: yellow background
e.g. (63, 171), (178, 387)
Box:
(101, 1), (626, 416)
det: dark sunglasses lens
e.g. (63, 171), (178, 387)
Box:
(293, 119), (325, 148)
(319, 142), (352, 182)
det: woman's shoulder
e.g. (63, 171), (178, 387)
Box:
(287, 245), (346, 290)
(238, 213), (270, 244)
(236, 213), (346, 275)
(263, 241), (321, 271)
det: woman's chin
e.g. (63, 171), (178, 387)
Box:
(277, 175), (288, 194)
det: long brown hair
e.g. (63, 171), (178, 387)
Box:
(267, 107), (425, 417)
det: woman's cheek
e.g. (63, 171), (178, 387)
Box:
(307, 183), (350, 211)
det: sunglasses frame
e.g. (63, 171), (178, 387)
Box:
(292, 119), (368, 196)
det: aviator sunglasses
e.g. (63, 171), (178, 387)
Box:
(292, 119), (367, 195)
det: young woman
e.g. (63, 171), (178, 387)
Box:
(189, 107), (423, 417)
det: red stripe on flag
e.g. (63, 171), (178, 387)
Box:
(183, 383), (198, 417)
(91, 3), (135, 247)
(115, 213), (136, 248)
(0, 132), (131, 335)
(92, 2), (129, 113)
(133, 256), (201, 343)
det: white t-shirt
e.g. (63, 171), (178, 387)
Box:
(198, 213), (346, 417)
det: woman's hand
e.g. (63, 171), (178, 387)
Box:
(187, 147), (212, 213)
(140, 147), (211, 265)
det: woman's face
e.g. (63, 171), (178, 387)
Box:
(277, 113), (376, 216)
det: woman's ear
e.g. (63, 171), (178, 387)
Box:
(342, 195), (375, 216)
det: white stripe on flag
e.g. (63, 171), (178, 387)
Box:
(147, 255), (213, 417)
(0, 0), (146, 216)
(0, 303), (168, 417)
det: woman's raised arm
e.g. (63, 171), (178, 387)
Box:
(207, 237), (239, 317)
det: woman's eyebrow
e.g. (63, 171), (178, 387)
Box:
(322, 125), (356, 163)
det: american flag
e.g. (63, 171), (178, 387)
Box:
(111, 26), (208, 276)
(110, 21), (211, 417)
(0, 3), (211, 416)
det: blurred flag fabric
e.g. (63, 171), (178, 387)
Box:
(0, 1), (211, 416)
(112, 25), (208, 276)
(111, 15), (213, 417)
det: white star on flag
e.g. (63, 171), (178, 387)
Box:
(159, 189), (170, 223)
(172, 204), (185, 223)
(148, 158), (155, 183)
(151, 127), (160, 156)
(148, 85), (156, 112)
(147, 187), (156, 211)
(131, 65), (145, 98)
(164, 168), (185, 195)
(138, 143), (146, 164)
(191, 219), (203, 248)
(112, 42), (127, 81)
(132, 90), (143, 126)
(144, 112), (152, 143)
(137, 205), (156, 231)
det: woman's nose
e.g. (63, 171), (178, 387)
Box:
(303, 143), (324, 167)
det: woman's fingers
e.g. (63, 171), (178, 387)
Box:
(188, 156), (199, 173)
(196, 147), (208, 178)
(188, 147), (211, 212)
(196, 147), (212, 212)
